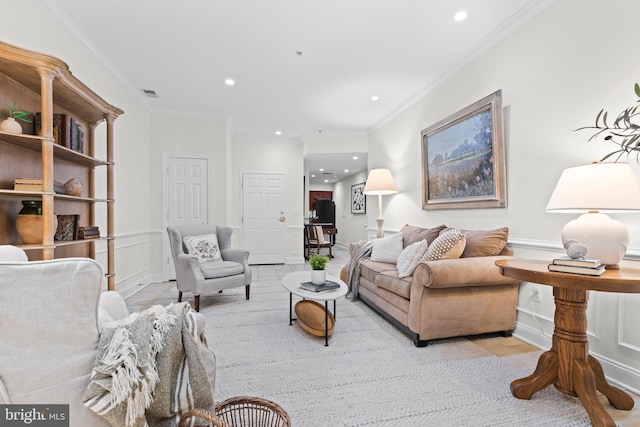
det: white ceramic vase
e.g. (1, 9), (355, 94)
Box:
(311, 269), (326, 285)
(0, 117), (23, 134)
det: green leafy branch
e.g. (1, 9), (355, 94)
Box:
(7, 101), (32, 123)
(575, 83), (640, 162)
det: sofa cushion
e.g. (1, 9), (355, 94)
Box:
(421, 228), (466, 261)
(183, 233), (223, 264)
(200, 260), (244, 279)
(400, 224), (446, 247)
(360, 260), (397, 284)
(459, 227), (509, 257)
(370, 232), (404, 263)
(375, 271), (412, 300)
(397, 239), (429, 278)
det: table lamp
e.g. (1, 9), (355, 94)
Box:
(364, 168), (398, 238)
(545, 162), (640, 268)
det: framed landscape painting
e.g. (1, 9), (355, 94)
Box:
(421, 90), (506, 210)
(351, 182), (366, 214)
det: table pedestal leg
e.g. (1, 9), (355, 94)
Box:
(511, 350), (558, 399)
(510, 287), (634, 427)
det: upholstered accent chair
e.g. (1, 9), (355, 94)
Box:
(167, 224), (252, 311)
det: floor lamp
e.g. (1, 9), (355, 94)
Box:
(363, 168), (398, 238)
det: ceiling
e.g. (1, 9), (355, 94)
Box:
(38, 0), (552, 184)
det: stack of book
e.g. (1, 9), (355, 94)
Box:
(548, 256), (605, 276)
(78, 225), (100, 239)
(299, 280), (340, 292)
(13, 178), (43, 192)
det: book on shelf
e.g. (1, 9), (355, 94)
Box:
(551, 256), (601, 268)
(35, 113), (71, 147)
(14, 178), (43, 192)
(547, 263), (605, 276)
(78, 226), (100, 239)
(299, 280), (341, 292)
(14, 178), (43, 185)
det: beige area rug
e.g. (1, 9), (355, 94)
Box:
(198, 280), (592, 426)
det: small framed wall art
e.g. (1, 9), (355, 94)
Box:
(421, 89), (506, 210)
(351, 182), (366, 214)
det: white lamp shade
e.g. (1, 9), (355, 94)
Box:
(546, 162), (640, 267)
(363, 168), (398, 195)
(546, 162), (640, 212)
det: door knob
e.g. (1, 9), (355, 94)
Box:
(279, 216), (286, 223)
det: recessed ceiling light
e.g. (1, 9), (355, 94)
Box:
(344, 169), (349, 173)
(275, 130), (282, 135)
(353, 156), (359, 160)
(311, 174), (316, 178)
(454, 10), (468, 22)
(324, 179), (329, 183)
(319, 168), (324, 172)
(225, 78), (235, 86)
(371, 95), (379, 101)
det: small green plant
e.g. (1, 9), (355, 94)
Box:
(308, 253), (329, 270)
(7, 101), (32, 123)
(576, 82), (640, 162)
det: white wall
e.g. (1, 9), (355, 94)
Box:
(368, 0), (640, 392)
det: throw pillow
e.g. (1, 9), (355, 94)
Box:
(397, 239), (429, 278)
(370, 232), (404, 263)
(421, 229), (466, 262)
(458, 227), (509, 257)
(400, 224), (447, 247)
(183, 233), (223, 264)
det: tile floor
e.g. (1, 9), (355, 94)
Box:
(125, 246), (640, 426)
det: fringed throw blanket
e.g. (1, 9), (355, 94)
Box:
(83, 303), (214, 427)
(347, 240), (373, 301)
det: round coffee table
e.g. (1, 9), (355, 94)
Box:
(281, 271), (348, 346)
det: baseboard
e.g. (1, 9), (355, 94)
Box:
(514, 322), (640, 395)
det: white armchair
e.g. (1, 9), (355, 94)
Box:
(167, 225), (251, 311)
(0, 246), (216, 427)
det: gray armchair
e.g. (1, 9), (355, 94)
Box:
(167, 224), (251, 311)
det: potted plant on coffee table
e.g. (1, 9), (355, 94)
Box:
(309, 253), (329, 285)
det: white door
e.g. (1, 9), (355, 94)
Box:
(162, 154), (210, 280)
(242, 172), (286, 264)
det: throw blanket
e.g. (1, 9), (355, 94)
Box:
(83, 303), (214, 427)
(346, 240), (373, 301)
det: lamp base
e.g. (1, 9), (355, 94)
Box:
(376, 218), (384, 238)
(562, 212), (629, 268)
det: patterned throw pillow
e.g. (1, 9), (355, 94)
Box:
(420, 229), (466, 262)
(397, 239), (429, 278)
(183, 233), (223, 264)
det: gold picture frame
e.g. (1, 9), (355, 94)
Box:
(421, 90), (506, 210)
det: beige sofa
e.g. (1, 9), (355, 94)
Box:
(344, 225), (520, 347)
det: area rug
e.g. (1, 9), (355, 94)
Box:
(199, 280), (591, 426)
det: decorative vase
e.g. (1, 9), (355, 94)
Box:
(0, 117), (23, 134)
(311, 269), (326, 285)
(63, 178), (82, 196)
(15, 200), (57, 244)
